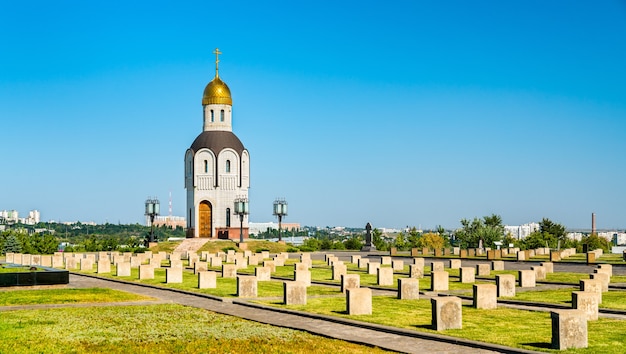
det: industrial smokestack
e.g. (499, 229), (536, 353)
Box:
(591, 212), (596, 235)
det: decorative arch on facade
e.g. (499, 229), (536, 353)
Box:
(194, 148), (216, 190)
(240, 150), (250, 188)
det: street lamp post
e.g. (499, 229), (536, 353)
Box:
(233, 196), (249, 243)
(144, 197), (160, 243)
(273, 198), (288, 242)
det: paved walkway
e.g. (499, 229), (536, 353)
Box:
(66, 274), (521, 354)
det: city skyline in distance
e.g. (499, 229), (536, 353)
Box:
(1, 1), (625, 230)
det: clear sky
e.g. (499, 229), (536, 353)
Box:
(1, 1), (625, 230)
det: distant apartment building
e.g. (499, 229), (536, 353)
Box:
(151, 215), (186, 229)
(566, 231), (625, 244)
(0, 209), (40, 225)
(504, 222), (540, 240)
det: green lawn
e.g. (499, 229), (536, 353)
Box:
(0, 265), (44, 273)
(0, 304), (392, 353)
(0, 288), (153, 306)
(510, 289), (626, 310)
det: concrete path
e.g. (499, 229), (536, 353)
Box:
(67, 274), (526, 354)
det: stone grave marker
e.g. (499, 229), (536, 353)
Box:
(284, 281), (307, 305)
(473, 284), (497, 309)
(332, 263), (347, 281)
(476, 263), (490, 276)
(398, 278), (419, 300)
(431, 271), (449, 291)
(341, 273), (360, 293)
(551, 310), (588, 350)
(459, 267), (475, 283)
(392, 260), (404, 271)
(346, 288), (372, 315)
(580, 279), (603, 304)
(518, 270), (536, 287)
(255, 266), (271, 281)
(116, 261), (131, 277)
(367, 262), (380, 275)
(237, 276), (257, 298)
(377, 267), (394, 286)
(572, 291), (598, 321)
(449, 259), (461, 269)
(495, 274), (516, 297)
(139, 265), (154, 280)
(431, 297), (462, 331)
(222, 264), (238, 278)
(431, 261), (444, 273)
(166, 267), (183, 283)
(294, 269), (311, 286)
(410, 264), (424, 279)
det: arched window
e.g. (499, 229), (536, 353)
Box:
(210, 110), (214, 122)
(226, 208), (231, 227)
(204, 160), (208, 173)
(220, 109), (225, 122)
(226, 160), (231, 173)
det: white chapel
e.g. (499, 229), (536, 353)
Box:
(184, 49), (250, 239)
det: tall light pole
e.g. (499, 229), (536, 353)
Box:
(144, 197), (160, 243)
(273, 198), (287, 242)
(234, 196), (249, 243)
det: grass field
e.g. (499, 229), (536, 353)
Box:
(0, 303), (392, 354)
(0, 288), (153, 306)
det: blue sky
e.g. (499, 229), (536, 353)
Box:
(1, 1), (625, 230)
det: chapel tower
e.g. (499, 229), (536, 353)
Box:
(184, 49), (250, 239)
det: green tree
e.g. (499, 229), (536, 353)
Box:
(455, 214), (504, 249)
(407, 227), (421, 248)
(539, 218), (567, 242)
(372, 228), (389, 251)
(33, 233), (59, 254)
(343, 235), (363, 250)
(2, 233), (21, 254)
(521, 218), (568, 250)
(581, 234), (610, 253)
(393, 233), (408, 251)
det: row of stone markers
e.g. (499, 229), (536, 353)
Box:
(391, 246), (595, 263)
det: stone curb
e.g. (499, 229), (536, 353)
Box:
(233, 299), (544, 354)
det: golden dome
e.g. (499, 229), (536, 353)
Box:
(202, 76), (232, 105)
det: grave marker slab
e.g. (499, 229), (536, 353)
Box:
(496, 274), (516, 297)
(341, 274), (360, 293)
(459, 267), (475, 283)
(284, 281), (307, 305)
(431, 297), (462, 331)
(222, 264), (238, 278)
(398, 278), (419, 300)
(572, 291), (598, 321)
(551, 310), (588, 350)
(473, 284), (497, 309)
(377, 267), (394, 286)
(346, 288), (372, 315)
(518, 270), (536, 287)
(409, 264), (424, 279)
(431, 271), (449, 291)
(237, 276), (258, 298)
(294, 269), (311, 286)
(198, 271), (217, 289)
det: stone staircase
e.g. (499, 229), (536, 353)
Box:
(173, 238), (211, 255)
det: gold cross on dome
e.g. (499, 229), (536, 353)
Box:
(213, 48), (222, 77)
